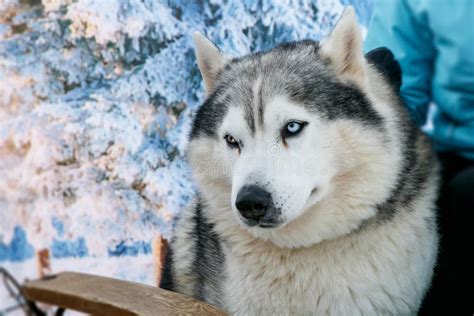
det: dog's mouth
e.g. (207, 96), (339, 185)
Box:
(234, 186), (323, 230)
(240, 217), (281, 229)
(258, 222), (279, 229)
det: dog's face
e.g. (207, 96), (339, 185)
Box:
(188, 8), (402, 247)
(219, 94), (337, 229)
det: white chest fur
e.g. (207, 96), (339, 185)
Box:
(220, 209), (437, 316)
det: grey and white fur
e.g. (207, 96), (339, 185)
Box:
(160, 7), (439, 315)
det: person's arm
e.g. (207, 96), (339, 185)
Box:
(364, 0), (435, 126)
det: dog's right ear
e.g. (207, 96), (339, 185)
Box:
(193, 32), (227, 95)
(319, 7), (366, 85)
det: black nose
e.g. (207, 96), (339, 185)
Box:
(235, 185), (273, 222)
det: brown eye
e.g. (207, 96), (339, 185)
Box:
(224, 134), (240, 149)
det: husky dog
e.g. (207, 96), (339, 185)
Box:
(160, 7), (439, 315)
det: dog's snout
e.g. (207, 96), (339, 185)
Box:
(235, 185), (273, 222)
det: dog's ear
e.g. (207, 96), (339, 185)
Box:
(193, 32), (227, 95)
(320, 7), (366, 84)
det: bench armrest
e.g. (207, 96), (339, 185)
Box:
(22, 272), (226, 315)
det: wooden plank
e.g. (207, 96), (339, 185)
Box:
(22, 272), (227, 316)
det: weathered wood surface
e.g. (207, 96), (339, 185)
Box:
(22, 272), (227, 316)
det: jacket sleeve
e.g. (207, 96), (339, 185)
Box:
(364, 0), (435, 126)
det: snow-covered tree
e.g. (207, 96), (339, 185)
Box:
(0, 0), (372, 299)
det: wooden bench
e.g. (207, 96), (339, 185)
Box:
(22, 272), (226, 315)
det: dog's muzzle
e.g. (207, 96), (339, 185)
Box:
(235, 185), (278, 228)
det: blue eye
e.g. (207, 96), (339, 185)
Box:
(283, 121), (307, 138)
(286, 122), (302, 134)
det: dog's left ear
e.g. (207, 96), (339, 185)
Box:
(193, 32), (228, 95)
(320, 7), (366, 84)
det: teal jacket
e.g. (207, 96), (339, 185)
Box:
(365, 0), (474, 159)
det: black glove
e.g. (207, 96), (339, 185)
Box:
(365, 47), (402, 93)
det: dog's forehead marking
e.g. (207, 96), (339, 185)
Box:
(253, 76), (264, 129)
(224, 70), (264, 135)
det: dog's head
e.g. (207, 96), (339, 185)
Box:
(188, 7), (404, 247)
